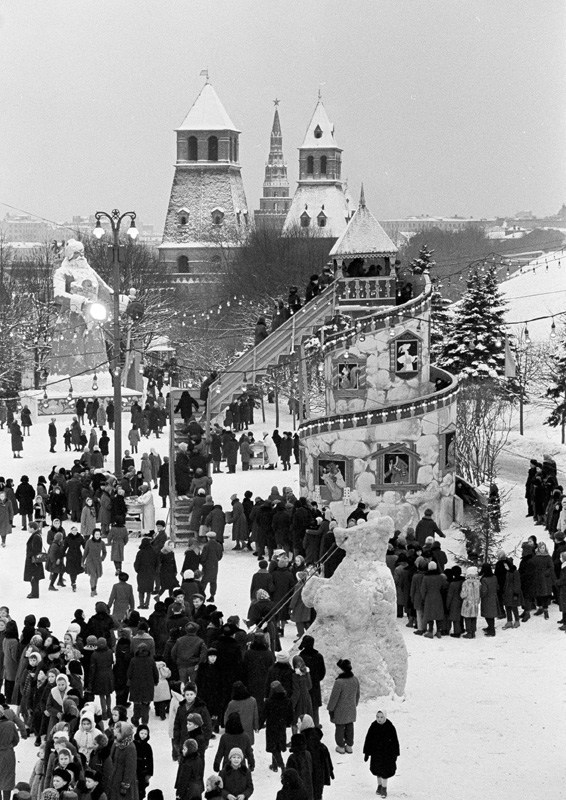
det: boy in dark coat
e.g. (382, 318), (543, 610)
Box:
(134, 724), (154, 799)
(260, 681), (293, 772)
(175, 737), (204, 800)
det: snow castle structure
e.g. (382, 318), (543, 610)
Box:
(175, 191), (458, 541)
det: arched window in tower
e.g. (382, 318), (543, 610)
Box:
(307, 156), (314, 175)
(317, 209), (327, 228)
(177, 255), (189, 273)
(188, 136), (198, 161)
(320, 155), (327, 175)
(208, 136), (218, 161)
(314, 125), (323, 139)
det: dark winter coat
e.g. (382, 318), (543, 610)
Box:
(218, 764), (254, 799)
(113, 637), (133, 694)
(363, 719), (400, 779)
(446, 577), (465, 620)
(532, 553), (555, 597)
(415, 516), (444, 547)
(159, 549), (179, 591)
(502, 566), (523, 607)
(480, 575), (499, 618)
(109, 740), (138, 800)
(242, 644), (275, 716)
(272, 567), (296, 620)
(126, 648), (159, 703)
(249, 570), (275, 600)
(265, 662), (294, 700)
(200, 539), (223, 582)
(260, 692), (293, 753)
(231, 500), (248, 542)
(286, 748), (314, 800)
(555, 566), (566, 613)
(326, 674), (360, 725)
(157, 461), (169, 499)
(0, 715), (19, 791)
(90, 643), (115, 695)
(15, 481), (35, 514)
(195, 660), (225, 718)
(297, 640), (326, 710)
(421, 572), (447, 622)
(173, 697), (212, 751)
(205, 506), (226, 542)
(302, 726), (334, 799)
(23, 531), (45, 583)
(171, 632), (207, 670)
(134, 541), (159, 593)
(64, 531), (85, 576)
(175, 751), (204, 800)
(107, 526), (129, 562)
(519, 554), (536, 601)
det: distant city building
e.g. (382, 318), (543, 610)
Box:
(0, 214), (52, 244)
(379, 216), (491, 236)
(283, 96), (354, 238)
(254, 101), (292, 232)
(159, 81), (249, 290)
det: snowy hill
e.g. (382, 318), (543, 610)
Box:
(500, 248), (566, 341)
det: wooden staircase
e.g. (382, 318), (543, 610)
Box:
(207, 277), (396, 420)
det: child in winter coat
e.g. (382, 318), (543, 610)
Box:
(213, 712), (255, 772)
(203, 773), (223, 799)
(74, 709), (98, 766)
(134, 724), (154, 800)
(479, 563), (499, 636)
(175, 738), (204, 800)
(218, 748), (254, 800)
(446, 567), (465, 638)
(153, 661), (171, 720)
(460, 566), (481, 638)
(502, 558), (523, 628)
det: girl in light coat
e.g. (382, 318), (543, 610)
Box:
(460, 566), (481, 639)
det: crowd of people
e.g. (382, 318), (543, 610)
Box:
(0, 472), (403, 799)
(385, 494), (566, 638)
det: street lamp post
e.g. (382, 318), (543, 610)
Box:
(93, 209), (138, 479)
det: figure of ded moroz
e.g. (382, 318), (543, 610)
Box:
(47, 239), (128, 394)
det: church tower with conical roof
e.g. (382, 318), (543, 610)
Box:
(283, 95), (353, 238)
(159, 81), (249, 287)
(254, 102), (292, 231)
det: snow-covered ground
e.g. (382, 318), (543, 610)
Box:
(501, 248), (566, 341)
(1, 401), (565, 799)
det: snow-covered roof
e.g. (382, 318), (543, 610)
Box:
(300, 99), (340, 150)
(177, 83), (240, 132)
(282, 183), (353, 238)
(329, 189), (398, 257)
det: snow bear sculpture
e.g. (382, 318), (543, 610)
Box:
(301, 511), (408, 699)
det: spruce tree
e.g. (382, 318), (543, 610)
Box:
(409, 244), (452, 362)
(439, 262), (507, 379)
(544, 323), (566, 442)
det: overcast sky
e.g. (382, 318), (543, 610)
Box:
(0, 0), (564, 232)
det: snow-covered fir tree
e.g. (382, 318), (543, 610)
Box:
(439, 262), (507, 379)
(544, 320), (566, 440)
(409, 244), (451, 361)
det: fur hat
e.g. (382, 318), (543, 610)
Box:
(427, 561), (437, 571)
(186, 712), (203, 727)
(183, 569), (194, 580)
(276, 651), (290, 663)
(183, 738), (198, 755)
(84, 636), (98, 650)
(205, 531), (217, 538)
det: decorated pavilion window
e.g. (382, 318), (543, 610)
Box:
(332, 355), (367, 395)
(389, 331), (422, 377)
(370, 443), (421, 491)
(438, 429), (456, 476)
(314, 455), (353, 503)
